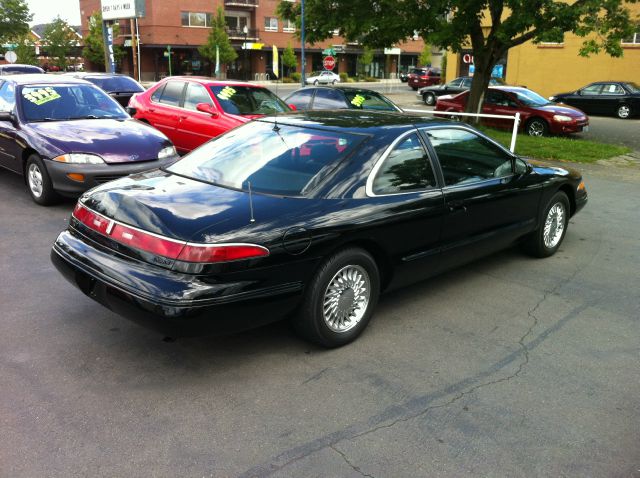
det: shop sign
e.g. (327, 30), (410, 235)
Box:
(101, 0), (146, 20)
(463, 53), (474, 64)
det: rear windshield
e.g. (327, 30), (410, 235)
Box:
(167, 121), (364, 196)
(343, 90), (399, 111)
(209, 86), (289, 115)
(624, 82), (640, 93)
(20, 84), (128, 121)
(1, 65), (43, 75)
(84, 76), (144, 93)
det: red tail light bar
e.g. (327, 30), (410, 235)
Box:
(72, 203), (269, 264)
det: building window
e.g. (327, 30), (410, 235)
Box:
(283, 19), (295, 33)
(264, 17), (278, 32)
(225, 14), (249, 31)
(622, 31), (640, 44)
(181, 12), (213, 28)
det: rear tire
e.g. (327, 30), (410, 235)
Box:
(616, 104), (631, 119)
(293, 248), (380, 348)
(522, 191), (570, 258)
(25, 154), (59, 206)
(423, 92), (436, 106)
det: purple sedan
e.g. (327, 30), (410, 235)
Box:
(0, 75), (178, 205)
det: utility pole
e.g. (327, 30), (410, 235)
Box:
(130, 18), (138, 80)
(300, 0), (305, 87)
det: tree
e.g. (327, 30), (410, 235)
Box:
(13, 35), (38, 65)
(357, 46), (374, 78)
(0, 0), (32, 44)
(282, 42), (297, 76)
(42, 17), (78, 70)
(419, 44), (432, 67)
(278, 0), (637, 115)
(82, 11), (124, 70)
(199, 7), (238, 75)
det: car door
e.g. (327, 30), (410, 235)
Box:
(570, 83), (603, 114)
(366, 131), (446, 287)
(0, 80), (21, 172)
(598, 83), (626, 116)
(485, 91), (521, 130)
(422, 126), (541, 266)
(174, 82), (222, 152)
(145, 80), (186, 148)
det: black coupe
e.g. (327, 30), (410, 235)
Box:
(418, 76), (505, 106)
(51, 111), (587, 347)
(550, 81), (640, 119)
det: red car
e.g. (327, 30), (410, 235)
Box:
(407, 67), (441, 90)
(128, 77), (291, 153)
(435, 86), (589, 136)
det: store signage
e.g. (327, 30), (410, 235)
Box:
(384, 48), (401, 55)
(463, 53), (474, 64)
(101, 0), (145, 20)
(323, 56), (336, 71)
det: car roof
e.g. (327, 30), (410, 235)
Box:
(256, 110), (453, 134)
(290, 86), (382, 94)
(158, 76), (258, 87)
(0, 74), (91, 86)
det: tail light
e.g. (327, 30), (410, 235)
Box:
(72, 203), (269, 264)
(420, 75), (428, 79)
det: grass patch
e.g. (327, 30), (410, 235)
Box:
(478, 127), (631, 163)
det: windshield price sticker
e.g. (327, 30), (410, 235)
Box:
(350, 94), (365, 107)
(217, 86), (237, 101)
(23, 87), (61, 106)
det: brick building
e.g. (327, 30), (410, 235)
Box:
(78, 0), (434, 81)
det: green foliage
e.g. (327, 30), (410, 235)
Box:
(290, 72), (301, 82)
(13, 35), (38, 65)
(282, 77), (295, 83)
(42, 17), (78, 70)
(282, 43), (297, 70)
(0, 0), (32, 44)
(339, 72), (348, 82)
(199, 7), (238, 72)
(441, 52), (447, 80)
(357, 46), (374, 77)
(82, 12), (124, 70)
(278, 0), (638, 112)
(419, 44), (431, 66)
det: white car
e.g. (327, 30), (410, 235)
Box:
(305, 71), (341, 85)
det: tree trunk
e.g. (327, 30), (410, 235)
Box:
(464, 54), (496, 123)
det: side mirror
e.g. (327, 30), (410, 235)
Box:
(0, 111), (15, 122)
(288, 104), (297, 111)
(196, 102), (219, 118)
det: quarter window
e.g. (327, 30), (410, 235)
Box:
(158, 81), (185, 107)
(601, 83), (625, 95)
(426, 128), (513, 186)
(372, 133), (436, 195)
(312, 89), (346, 109)
(580, 84), (603, 95)
(184, 83), (212, 111)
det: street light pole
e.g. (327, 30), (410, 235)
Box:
(300, 0), (305, 87)
(242, 25), (248, 81)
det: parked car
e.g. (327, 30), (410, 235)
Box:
(0, 64), (44, 75)
(305, 70), (341, 85)
(285, 86), (402, 112)
(129, 77), (291, 154)
(550, 81), (640, 119)
(399, 70), (409, 82)
(66, 72), (145, 107)
(51, 110), (587, 347)
(435, 86), (589, 136)
(418, 76), (505, 106)
(408, 67), (441, 90)
(0, 75), (178, 205)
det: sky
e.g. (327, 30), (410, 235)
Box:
(28, 0), (81, 25)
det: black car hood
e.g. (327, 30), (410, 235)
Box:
(82, 170), (317, 244)
(25, 118), (169, 163)
(528, 159), (582, 180)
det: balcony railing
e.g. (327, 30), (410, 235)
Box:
(226, 28), (259, 40)
(224, 0), (258, 7)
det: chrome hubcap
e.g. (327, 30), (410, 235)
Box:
(543, 202), (565, 248)
(618, 106), (630, 118)
(323, 265), (370, 333)
(426, 94), (435, 105)
(528, 121), (544, 136)
(28, 163), (43, 197)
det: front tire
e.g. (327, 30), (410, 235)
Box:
(526, 118), (548, 137)
(423, 92), (436, 106)
(522, 191), (570, 258)
(313, 80), (319, 85)
(25, 154), (59, 206)
(293, 248), (380, 348)
(616, 104), (631, 119)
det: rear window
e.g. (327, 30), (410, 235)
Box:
(84, 76), (144, 93)
(210, 86), (289, 115)
(167, 121), (364, 196)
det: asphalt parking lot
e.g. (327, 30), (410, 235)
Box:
(1, 154), (639, 476)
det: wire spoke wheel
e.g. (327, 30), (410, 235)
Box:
(322, 265), (371, 333)
(543, 202), (566, 249)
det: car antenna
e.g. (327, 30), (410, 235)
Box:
(247, 181), (256, 223)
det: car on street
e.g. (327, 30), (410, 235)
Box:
(408, 67), (441, 90)
(0, 64), (45, 75)
(305, 70), (341, 85)
(284, 86), (402, 112)
(418, 76), (505, 105)
(66, 72), (145, 107)
(129, 77), (291, 154)
(51, 110), (587, 347)
(0, 75), (178, 205)
(435, 86), (589, 136)
(549, 81), (640, 119)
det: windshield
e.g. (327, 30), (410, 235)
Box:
(209, 85), (290, 115)
(343, 90), (398, 111)
(20, 84), (128, 122)
(510, 89), (549, 107)
(624, 82), (640, 93)
(167, 121), (364, 196)
(85, 76), (144, 93)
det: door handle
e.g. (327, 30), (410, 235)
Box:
(448, 201), (467, 213)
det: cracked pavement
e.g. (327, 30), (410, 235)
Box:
(1, 161), (639, 477)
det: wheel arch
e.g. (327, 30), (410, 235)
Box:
(21, 148), (41, 181)
(558, 184), (576, 216)
(525, 115), (548, 130)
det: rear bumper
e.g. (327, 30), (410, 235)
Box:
(51, 230), (304, 337)
(46, 156), (178, 196)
